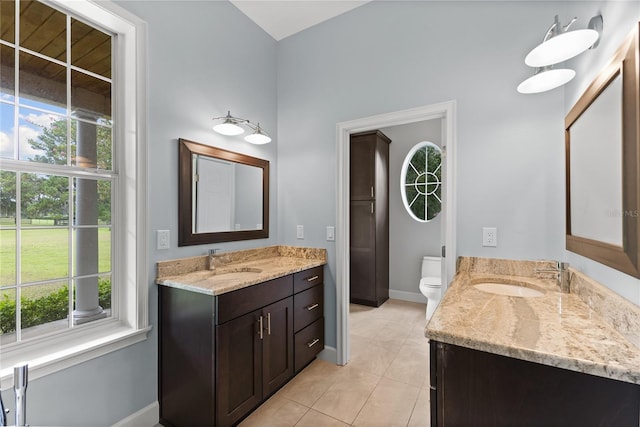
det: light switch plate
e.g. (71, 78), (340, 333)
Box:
(157, 230), (170, 250)
(326, 226), (335, 241)
(296, 225), (304, 239)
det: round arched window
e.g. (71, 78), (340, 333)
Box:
(400, 141), (442, 222)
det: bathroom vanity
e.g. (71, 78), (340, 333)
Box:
(426, 257), (640, 427)
(156, 246), (326, 427)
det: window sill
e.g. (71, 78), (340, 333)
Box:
(0, 320), (152, 389)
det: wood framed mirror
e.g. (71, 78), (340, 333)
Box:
(178, 138), (269, 246)
(566, 23), (640, 277)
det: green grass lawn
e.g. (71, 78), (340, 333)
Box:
(0, 228), (111, 286)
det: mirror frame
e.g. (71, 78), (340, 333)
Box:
(178, 138), (269, 246)
(565, 23), (640, 277)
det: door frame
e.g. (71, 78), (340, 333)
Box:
(336, 100), (457, 365)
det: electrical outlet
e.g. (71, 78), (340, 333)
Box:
(296, 225), (304, 239)
(482, 227), (497, 247)
(326, 226), (335, 241)
(157, 230), (170, 250)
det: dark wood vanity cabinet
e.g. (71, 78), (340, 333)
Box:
(430, 341), (640, 427)
(216, 296), (293, 427)
(350, 130), (390, 307)
(159, 266), (324, 427)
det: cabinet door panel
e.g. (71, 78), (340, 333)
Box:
(262, 297), (294, 397)
(216, 309), (262, 427)
(350, 134), (375, 200)
(350, 200), (376, 303)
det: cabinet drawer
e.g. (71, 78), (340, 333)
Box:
(293, 266), (323, 293)
(294, 317), (324, 372)
(217, 275), (293, 324)
(294, 285), (323, 332)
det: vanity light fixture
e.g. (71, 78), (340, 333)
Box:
(212, 111), (272, 144)
(518, 14), (603, 94)
(525, 15), (602, 67)
(517, 66), (576, 94)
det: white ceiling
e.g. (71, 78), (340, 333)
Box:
(229, 0), (372, 41)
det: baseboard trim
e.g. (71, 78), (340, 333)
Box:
(111, 401), (159, 427)
(389, 290), (427, 304)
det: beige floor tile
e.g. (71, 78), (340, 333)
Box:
(384, 342), (430, 387)
(312, 366), (381, 424)
(353, 377), (421, 427)
(350, 316), (389, 339)
(408, 386), (431, 427)
(278, 359), (342, 407)
(295, 409), (350, 427)
(348, 338), (399, 376)
(239, 395), (308, 427)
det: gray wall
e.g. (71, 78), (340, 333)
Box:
(563, 2), (640, 305)
(277, 1), (568, 348)
(0, 1), (278, 425)
(380, 120), (442, 295)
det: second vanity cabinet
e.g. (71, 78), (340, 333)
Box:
(430, 341), (640, 427)
(159, 265), (324, 427)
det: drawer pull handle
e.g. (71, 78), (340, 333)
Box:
(306, 303), (319, 311)
(267, 312), (271, 335)
(306, 275), (319, 282)
(258, 316), (264, 340)
(307, 338), (320, 348)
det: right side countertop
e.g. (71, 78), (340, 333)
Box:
(425, 257), (640, 384)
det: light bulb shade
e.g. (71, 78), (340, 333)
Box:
(525, 29), (599, 67)
(244, 128), (271, 144)
(213, 121), (244, 136)
(517, 68), (576, 94)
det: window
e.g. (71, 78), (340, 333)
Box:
(400, 141), (442, 222)
(0, 0), (148, 383)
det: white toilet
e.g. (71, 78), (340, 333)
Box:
(419, 256), (442, 320)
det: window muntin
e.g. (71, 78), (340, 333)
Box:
(401, 141), (442, 222)
(1, 0), (114, 344)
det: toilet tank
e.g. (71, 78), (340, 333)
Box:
(421, 256), (441, 278)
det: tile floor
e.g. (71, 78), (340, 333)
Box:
(239, 299), (431, 427)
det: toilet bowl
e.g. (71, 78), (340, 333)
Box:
(419, 256), (442, 320)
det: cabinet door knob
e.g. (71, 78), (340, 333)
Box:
(307, 338), (320, 348)
(258, 315), (264, 340)
(306, 303), (319, 311)
(306, 275), (319, 282)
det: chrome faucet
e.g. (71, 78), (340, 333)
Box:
(14, 363), (28, 427)
(0, 363), (29, 427)
(208, 248), (221, 271)
(535, 261), (571, 293)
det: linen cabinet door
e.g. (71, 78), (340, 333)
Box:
(216, 309), (263, 427)
(262, 297), (294, 397)
(350, 200), (377, 305)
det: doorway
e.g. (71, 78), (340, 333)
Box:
(336, 101), (457, 365)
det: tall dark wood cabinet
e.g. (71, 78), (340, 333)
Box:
(350, 130), (391, 307)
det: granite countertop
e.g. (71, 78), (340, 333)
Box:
(156, 245), (327, 296)
(426, 257), (640, 385)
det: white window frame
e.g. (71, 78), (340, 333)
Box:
(400, 141), (442, 223)
(0, 0), (149, 388)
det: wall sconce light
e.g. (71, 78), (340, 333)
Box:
(517, 66), (576, 94)
(518, 15), (603, 94)
(212, 111), (272, 144)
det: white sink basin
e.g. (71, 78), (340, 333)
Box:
(473, 282), (544, 298)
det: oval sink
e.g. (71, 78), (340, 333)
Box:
(473, 282), (544, 298)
